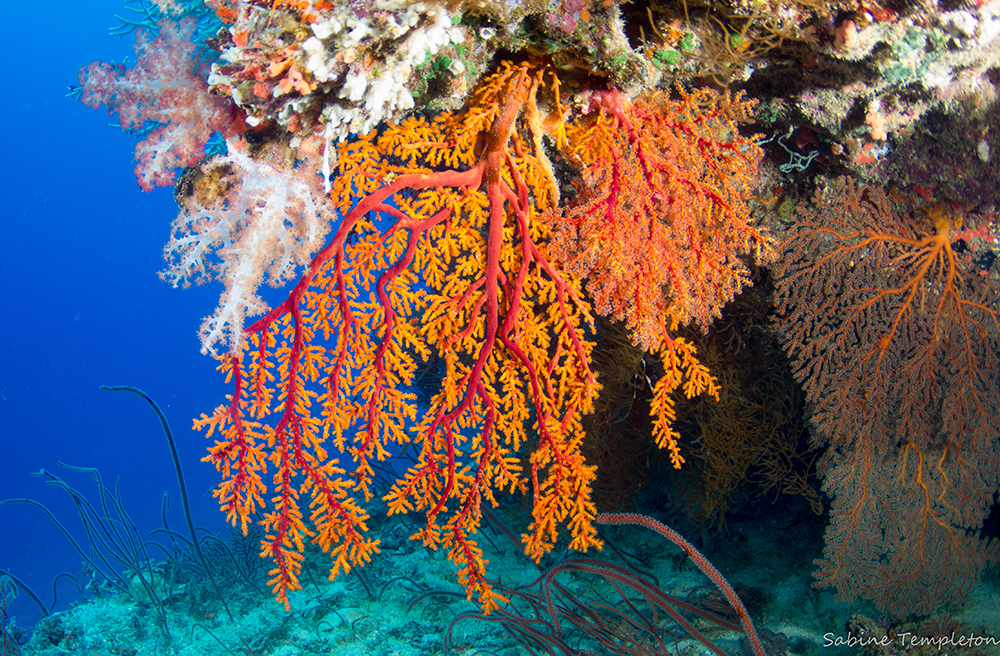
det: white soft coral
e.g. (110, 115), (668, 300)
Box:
(162, 139), (334, 355)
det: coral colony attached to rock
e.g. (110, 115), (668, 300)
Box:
(56, 0), (1000, 650)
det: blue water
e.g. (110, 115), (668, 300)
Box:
(0, 0), (232, 629)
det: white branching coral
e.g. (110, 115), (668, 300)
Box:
(161, 140), (336, 355)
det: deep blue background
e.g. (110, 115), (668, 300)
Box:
(0, 1), (235, 630)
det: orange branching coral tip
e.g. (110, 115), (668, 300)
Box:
(195, 61), (769, 611)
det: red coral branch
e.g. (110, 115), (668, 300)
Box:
(596, 512), (766, 656)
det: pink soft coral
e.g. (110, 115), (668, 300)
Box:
(78, 18), (245, 190)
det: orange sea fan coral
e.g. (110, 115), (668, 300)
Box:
(195, 61), (602, 612)
(555, 86), (772, 346)
(552, 85), (772, 466)
(774, 177), (1000, 615)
